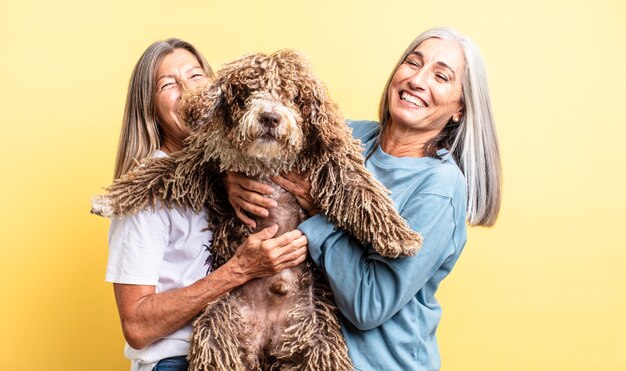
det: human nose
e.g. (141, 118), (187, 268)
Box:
(177, 81), (195, 102)
(407, 69), (428, 91)
(186, 77), (207, 91)
(180, 79), (192, 92)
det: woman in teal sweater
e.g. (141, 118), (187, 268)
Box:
(226, 27), (502, 370)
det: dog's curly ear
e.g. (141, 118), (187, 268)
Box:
(308, 93), (349, 154)
(271, 50), (350, 154)
(179, 84), (224, 132)
(295, 70), (349, 155)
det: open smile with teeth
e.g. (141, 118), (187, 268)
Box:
(401, 91), (427, 108)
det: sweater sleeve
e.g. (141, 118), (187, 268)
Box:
(299, 193), (459, 330)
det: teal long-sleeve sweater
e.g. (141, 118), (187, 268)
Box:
(299, 120), (468, 371)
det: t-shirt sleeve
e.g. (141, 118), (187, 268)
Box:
(299, 193), (458, 330)
(105, 210), (170, 285)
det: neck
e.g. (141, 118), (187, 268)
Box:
(380, 121), (440, 158)
(160, 137), (183, 154)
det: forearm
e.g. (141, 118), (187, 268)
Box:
(115, 257), (251, 349)
(300, 208), (455, 330)
(304, 223), (406, 329)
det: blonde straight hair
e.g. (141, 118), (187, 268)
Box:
(113, 38), (215, 179)
(377, 27), (502, 226)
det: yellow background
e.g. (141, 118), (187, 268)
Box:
(1, 0), (625, 369)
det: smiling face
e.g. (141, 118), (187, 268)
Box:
(155, 48), (209, 153)
(387, 38), (465, 139)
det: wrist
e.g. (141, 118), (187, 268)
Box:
(223, 256), (251, 286)
(302, 201), (319, 217)
(306, 207), (319, 217)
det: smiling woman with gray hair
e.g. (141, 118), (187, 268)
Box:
(226, 27), (501, 370)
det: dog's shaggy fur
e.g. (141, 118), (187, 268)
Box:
(93, 50), (422, 370)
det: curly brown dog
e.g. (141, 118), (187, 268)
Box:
(92, 50), (422, 370)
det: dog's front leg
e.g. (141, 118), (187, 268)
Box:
(91, 151), (217, 218)
(91, 156), (184, 217)
(309, 151), (422, 258)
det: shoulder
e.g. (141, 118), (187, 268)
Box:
(347, 119), (381, 142)
(417, 157), (466, 201)
(110, 207), (171, 240)
(401, 160), (467, 241)
(113, 206), (206, 232)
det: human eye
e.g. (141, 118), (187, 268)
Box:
(435, 73), (449, 82)
(404, 55), (422, 68)
(188, 67), (207, 80)
(159, 79), (176, 91)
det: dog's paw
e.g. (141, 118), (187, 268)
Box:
(91, 195), (114, 217)
(375, 233), (423, 258)
(399, 235), (423, 256)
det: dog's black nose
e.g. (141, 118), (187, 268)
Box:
(260, 112), (281, 128)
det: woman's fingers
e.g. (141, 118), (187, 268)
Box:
(233, 194), (271, 218)
(225, 172), (277, 222)
(235, 187), (277, 211)
(271, 173), (318, 216)
(236, 227), (308, 277)
(248, 224), (279, 243)
(261, 229), (303, 251)
(280, 245), (308, 268)
(282, 171), (308, 187)
(233, 203), (256, 228)
(269, 236), (308, 271)
(291, 246), (308, 265)
(271, 174), (297, 194)
(230, 172), (275, 195)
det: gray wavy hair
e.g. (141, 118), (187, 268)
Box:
(378, 27), (501, 226)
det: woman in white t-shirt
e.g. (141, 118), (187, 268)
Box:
(106, 39), (308, 371)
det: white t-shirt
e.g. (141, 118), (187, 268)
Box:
(105, 150), (212, 371)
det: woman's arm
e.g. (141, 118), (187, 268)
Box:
(114, 225), (307, 349)
(224, 171), (462, 329)
(300, 194), (460, 330)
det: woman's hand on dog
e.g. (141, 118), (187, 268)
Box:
(224, 171), (278, 228)
(231, 224), (308, 279)
(225, 171), (318, 227)
(272, 172), (319, 217)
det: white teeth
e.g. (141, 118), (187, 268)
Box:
(401, 92), (426, 108)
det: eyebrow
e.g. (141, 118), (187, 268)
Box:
(409, 51), (456, 76)
(156, 74), (175, 83)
